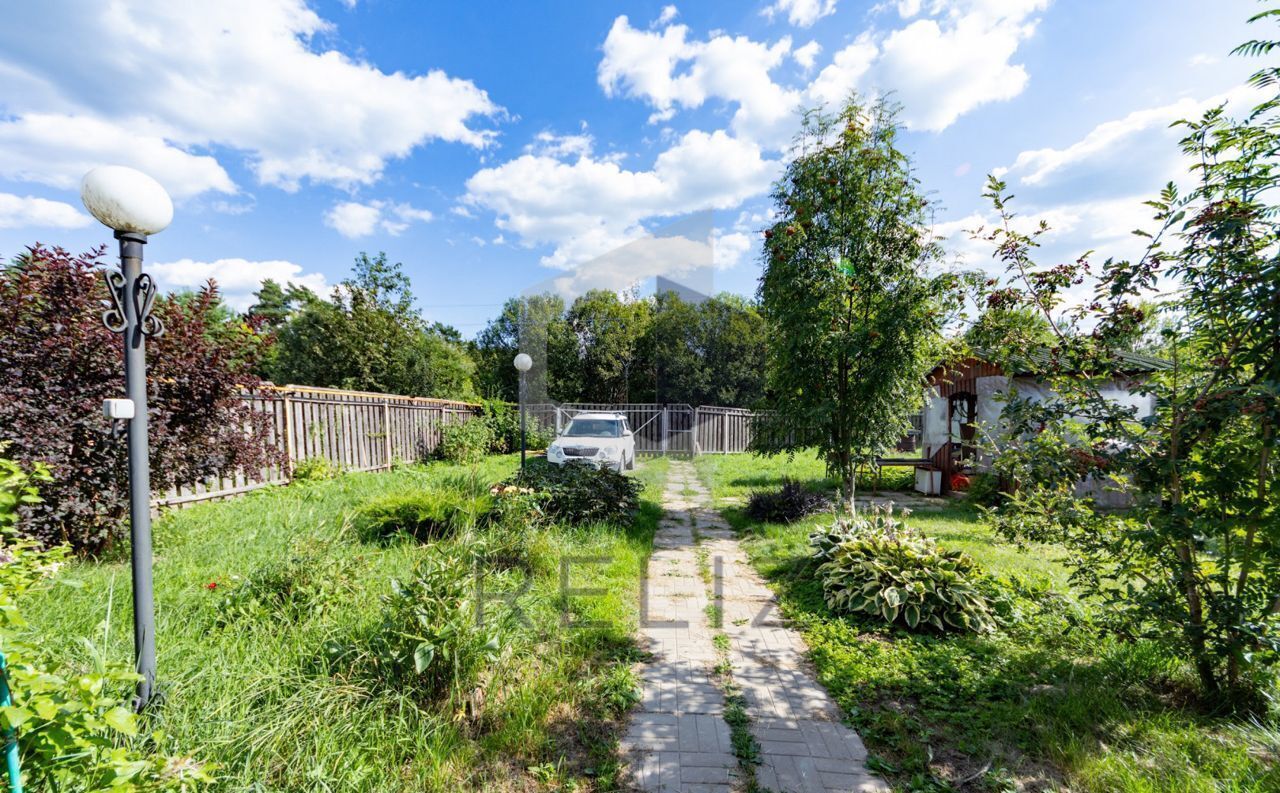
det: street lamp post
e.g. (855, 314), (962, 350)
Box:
(81, 166), (173, 711)
(513, 354), (533, 470)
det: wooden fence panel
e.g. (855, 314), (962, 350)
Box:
(156, 386), (481, 509)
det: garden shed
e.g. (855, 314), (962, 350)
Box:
(913, 350), (1170, 501)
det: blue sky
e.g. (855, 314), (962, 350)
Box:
(0, 0), (1262, 336)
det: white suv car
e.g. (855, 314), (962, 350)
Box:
(546, 412), (636, 472)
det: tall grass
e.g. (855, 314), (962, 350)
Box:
(24, 454), (669, 791)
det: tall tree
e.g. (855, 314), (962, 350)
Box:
(566, 290), (652, 403)
(473, 293), (572, 401)
(758, 97), (958, 508)
(638, 291), (768, 406)
(699, 293), (767, 407)
(269, 253), (475, 399)
(980, 8), (1280, 702)
(645, 291), (707, 404)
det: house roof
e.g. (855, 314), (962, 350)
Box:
(933, 347), (1172, 380)
(1004, 348), (1171, 376)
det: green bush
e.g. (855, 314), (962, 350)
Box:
(479, 400), (555, 454)
(812, 506), (996, 633)
(746, 477), (829, 523)
(353, 487), (493, 543)
(506, 460), (642, 526)
(290, 455), (340, 482)
(0, 456), (213, 790)
(965, 471), (1008, 507)
(436, 417), (494, 464)
(353, 542), (516, 707)
(216, 536), (358, 624)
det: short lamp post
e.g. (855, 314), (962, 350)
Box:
(513, 353), (533, 470)
(81, 166), (173, 711)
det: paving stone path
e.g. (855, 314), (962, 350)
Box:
(623, 462), (888, 793)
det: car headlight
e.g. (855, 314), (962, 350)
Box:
(547, 443), (563, 456)
(597, 445), (621, 459)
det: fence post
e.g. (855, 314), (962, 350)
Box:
(282, 392), (295, 479)
(660, 406), (669, 455)
(382, 396), (392, 469)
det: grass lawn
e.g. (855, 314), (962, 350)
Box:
(24, 453), (669, 791)
(695, 450), (1280, 793)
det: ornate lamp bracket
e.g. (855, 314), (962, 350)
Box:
(102, 269), (164, 337)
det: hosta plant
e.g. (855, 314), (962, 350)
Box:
(813, 506), (996, 633)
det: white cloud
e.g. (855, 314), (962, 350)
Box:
(654, 5), (679, 26)
(599, 16), (800, 148)
(0, 192), (92, 229)
(0, 0), (500, 195)
(0, 114), (236, 200)
(324, 199), (434, 238)
(935, 193), (1165, 308)
(464, 129), (779, 268)
(1189, 53), (1219, 67)
(713, 230), (754, 270)
(763, 0), (838, 28)
(993, 85), (1261, 205)
(148, 258), (330, 311)
(325, 202), (382, 238)
(869, 0), (1049, 131)
(598, 0), (1048, 145)
(896, 0), (924, 17)
(807, 36), (878, 107)
(524, 130), (595, 159)
(936, 82), (1270, 309)
(793, 40), (823, 71)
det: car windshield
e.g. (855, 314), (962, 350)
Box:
(564, 418), (622, 438)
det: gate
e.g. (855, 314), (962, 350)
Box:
(531, 403), (698, 457)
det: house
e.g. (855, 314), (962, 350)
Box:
(906, 350), (1170, 501)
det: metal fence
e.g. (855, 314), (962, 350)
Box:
(156, 385), (478, 509)
(528, 403), (757, 457)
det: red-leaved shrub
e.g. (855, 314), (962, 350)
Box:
(0, 245), (278, 553)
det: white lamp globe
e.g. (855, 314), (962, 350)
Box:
(80, 166), (174, 235)
(513, 353), (533, 372)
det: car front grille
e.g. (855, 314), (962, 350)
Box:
(563, 446), (599, 457)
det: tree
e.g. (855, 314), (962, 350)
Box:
(565, 290), (652, 403)
(473, 294), (572, 401)
(758, 97), (958, 508)
(963, 304), (1056, 361)
(978, 10), (1280, 704)
(637, 291), (768, 406)
(268, 253), (475, 399)
(472, 290), (766, 407)
(644, 291), (707, 404)
(0, 246), (277, 553)
(247, 278), (317, 330)
(698, 293), (767, 407)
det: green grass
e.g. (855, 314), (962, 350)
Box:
(24, 454), (670, 792)
(700, 448), (915, 498)
(695, 452), (1280, 793)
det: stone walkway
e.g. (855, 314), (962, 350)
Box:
(623, 462), (888, 793)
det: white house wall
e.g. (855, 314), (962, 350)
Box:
(919, 372), (1156, 504)
(921, 385), (949, 453)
